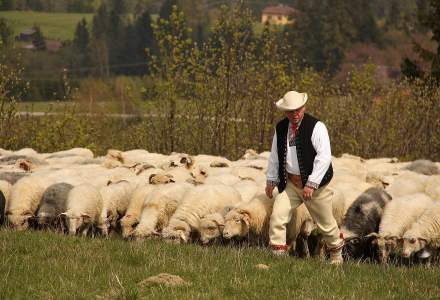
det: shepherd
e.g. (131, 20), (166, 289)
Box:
(265, 90), (344, 264)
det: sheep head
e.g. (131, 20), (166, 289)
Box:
(162, 223), (191, 244)
(190, 166), (208, 184)
(7, 210), (34, 231)
(367, 233), (391, 264)
(402, 237), (428, 258)
(60, 212), (82, 235)
(300, 219), (317, 237)
(167, 155), (194, 169)
(15, 159), (33, 172)
(223, 209), (250, 239)
(106, 149), (124, 163)
(149, 174), (175, 185)
(120, 214), (139, 239)
(199, 213), (225, 245)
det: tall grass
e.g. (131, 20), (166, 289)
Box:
(1, 230), (439, 299)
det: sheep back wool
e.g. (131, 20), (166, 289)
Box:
(275, 113), (333, 193)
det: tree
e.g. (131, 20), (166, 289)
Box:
(132, 9), (155, 74)
(404, 0), (440, 80)
(0, 0), (16, 10)
(108, 0), (126, 74)
(90, 3), (110, 76)
(159, 0), (178, 20)
(401, 58), (424, 80)
(150, 4), (194, 152)
(72, 18), (90, 76)
(73, 18), (90, 52)
(32, 25), (46, 51)
(420, 0), (440, 79)
(0, 18), (13, 48)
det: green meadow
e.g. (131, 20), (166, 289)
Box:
(1, 230), (439, 299)
(0, 11), (94, 41)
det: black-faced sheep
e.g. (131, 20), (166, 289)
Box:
(36, 182), (74, 229)
(341, 187), (392, 260)
(403, 159), (439, 175)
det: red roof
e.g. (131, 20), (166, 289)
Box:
(46, 40), (63, 52)
(262, 4), (297, 16)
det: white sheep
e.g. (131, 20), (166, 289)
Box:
(369, 193), (433, 263)
(99, 180), (137, 233)
(385, 170), (428, 198)
(288, 187), (345, 258)
(425, 175), (440, 201)
(61, 184), (106, 236)
(232, 180), (260, 203)
(161, 185), (242, 244)
(203, 173), (240, 186)
(402, 201), (440, 258)
(131, 183), (193, 239)
(199, 212), (227, 245)
(0, 179), (12, 211)
(6, 175), (52, 230)
(222, 193), (275, 245)
(120, 185), (156, 238)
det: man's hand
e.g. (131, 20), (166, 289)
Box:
(303, 186), (314, 201)
(265, 184), (275, 199)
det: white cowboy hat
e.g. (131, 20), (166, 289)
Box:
(275, 91), (308, 111)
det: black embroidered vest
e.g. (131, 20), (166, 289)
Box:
(275, 113), (333, 193)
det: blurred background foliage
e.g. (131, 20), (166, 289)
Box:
(0, 1), (439, 161)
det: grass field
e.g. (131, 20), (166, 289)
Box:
(0, 11), (94, 41)
(1, 230), (439, 299)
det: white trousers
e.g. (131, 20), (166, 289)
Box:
(269, 181), (343, 250)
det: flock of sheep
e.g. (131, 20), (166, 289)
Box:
(0, 147), (439, 265)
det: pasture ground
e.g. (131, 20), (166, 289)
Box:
(1, 230), (439, 299)
(0, 11), (94, 41)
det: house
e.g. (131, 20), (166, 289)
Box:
(46, 40), (63, 52)
(261, 4), (297, 25)
(16, 28), (37, 42)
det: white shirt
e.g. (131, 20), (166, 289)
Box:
(266, 121), (332, 186)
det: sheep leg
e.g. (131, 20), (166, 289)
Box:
(301, 236), (310, 258)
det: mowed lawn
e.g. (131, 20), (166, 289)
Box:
(0, 11), (93, 41)
(1, 230), (439, 299)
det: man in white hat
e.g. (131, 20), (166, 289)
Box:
(265, 90), (344, 264)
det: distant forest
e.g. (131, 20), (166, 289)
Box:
(0, 0), (438, 101)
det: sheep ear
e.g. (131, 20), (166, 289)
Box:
(186, 156), (194, 168)
(148, 174), (157, 184)
(151, 230), (161, 236)
(241, 212), (250, 226)
(418, 238), (428, 246)
(213, 217), (225, 227)
(365, 232), (379, 239)
(179, 231), (187, 242)
(22, 210), (34, 217)
(81, 213), (91, 221)
(349, 237), (360, 245)
(223, 206), (234, 215)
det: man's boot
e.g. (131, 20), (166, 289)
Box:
(329, 247), (343, 265)
(270, 244), (288, 257)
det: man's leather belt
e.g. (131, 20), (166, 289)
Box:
(287, 173), (303, 188)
